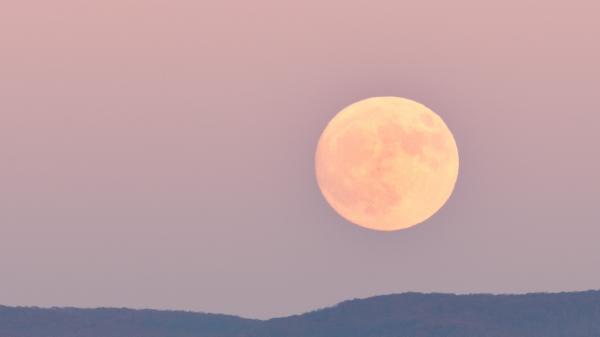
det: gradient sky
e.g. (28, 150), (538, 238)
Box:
(1, 0), (599, 319)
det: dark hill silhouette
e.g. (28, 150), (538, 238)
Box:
(0, 306), (259, 337)
(2, 290), (600, 337)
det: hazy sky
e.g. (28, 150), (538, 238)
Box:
(1, 0), (599, 319)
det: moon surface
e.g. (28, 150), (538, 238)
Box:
(315, 97), (459, 231)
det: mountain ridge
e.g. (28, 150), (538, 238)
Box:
(2, 290), (600, 337)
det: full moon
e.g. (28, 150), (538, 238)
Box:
(315, 97), (459, 231)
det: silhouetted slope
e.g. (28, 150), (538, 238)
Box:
(0, 307), (260, 337)
(2, 291), (600, 337)
(251, 291), (600, 337)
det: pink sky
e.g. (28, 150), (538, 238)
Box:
(1, 0), (600, 319)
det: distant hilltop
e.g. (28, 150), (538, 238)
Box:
(2, 290), (600, 337)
